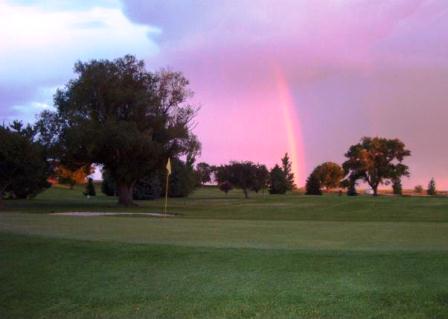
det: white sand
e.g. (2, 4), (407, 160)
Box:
(50, 212), (175, 217)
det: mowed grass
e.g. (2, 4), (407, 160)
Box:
(1, 186), (448, 318)
(3, 184), (448, 222)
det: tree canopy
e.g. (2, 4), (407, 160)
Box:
(215, 161), (263, 198)
(342, 137), (411, 196)
(312, 162), (344, 191)
(37, 55), (200, 205)
(0, 121), (51, 202)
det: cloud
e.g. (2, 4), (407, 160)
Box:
(0, 0), (160, 122)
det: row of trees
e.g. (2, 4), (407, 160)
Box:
(304, 137), (416, 196)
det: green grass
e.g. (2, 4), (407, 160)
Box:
(3, 185), (448, 222)
(1, 186), (448, 318)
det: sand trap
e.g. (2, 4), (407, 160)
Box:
(51, 212), (176, 217)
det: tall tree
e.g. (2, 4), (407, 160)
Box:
(0, 122), (51, 202)
(281, 153), (295, 191)
(37, 55), (199, 206)
(312, 162), (344, 191)
(342, 137), (411, 196)
(269, 164), (288, 194)
(427, 178), (437, 196)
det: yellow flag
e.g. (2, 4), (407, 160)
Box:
(166, 158), (172, 175)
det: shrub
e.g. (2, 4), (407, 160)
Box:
(84, 178), (96, 197)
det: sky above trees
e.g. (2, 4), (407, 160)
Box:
(1, 0), (448, 187)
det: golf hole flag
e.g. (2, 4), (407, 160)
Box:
(164, 158), (171, 214)
(166, 157), (172, 175)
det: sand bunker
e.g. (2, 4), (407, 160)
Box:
(51, 212), (176, 217)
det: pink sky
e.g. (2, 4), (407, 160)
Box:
(2, 0), (448, 188)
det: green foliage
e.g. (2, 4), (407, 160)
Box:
(101, 169), (117, 196)
(343, 137), (411, 196)
(195, 162), (212, 186)
(218, 181), (233, 195)
(313, 162), (344, 191)
(168, 157), (197, 198)
(215, 162), (260, 198)
(269, 164), (288, 194)
(0, 122), (51, 200)
(427, 178), (437, 196)
(305, 172), (322, 195)
(84, 178), (96, 197)
(392, 178), (402, 195)
(251, 164), (269, 193)
(133, 173), (162, 200)
(281, 153), (296, 190)
(414, 185), (424, 194)
(37, 55), (200, 206)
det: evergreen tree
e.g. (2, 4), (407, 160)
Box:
(427, 178), (437, 196)
(269, 164), (288, 194)
(392, 178), (402, 195)
(84, 178), (96, 197)
(305, 172), (322, 195)
(281, 153), (295, 191)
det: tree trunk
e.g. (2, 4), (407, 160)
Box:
(372, 185), (378, 196)
(243, 188), (249, 199)
(117, 182), (136, 206)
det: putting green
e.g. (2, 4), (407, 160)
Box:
(1, 212), (448, 251)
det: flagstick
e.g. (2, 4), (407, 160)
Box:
(164, 172), (169, 216)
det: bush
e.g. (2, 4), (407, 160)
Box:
(305, 173), (322, 195)
(414, 185), (423, 194)
(133, 173), (162, 200)
(168, 158), (197, 198)
(84, 178), (96, 197)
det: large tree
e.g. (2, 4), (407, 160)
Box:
(312, 162), (344, 191)
(37, 55), (199, 206)
(281, 153), (295, 191)
(342, 137), (411, 196)
(195, 162), (212, 186)
(0, 121), (51, 203)
(215, 161), (259, 199)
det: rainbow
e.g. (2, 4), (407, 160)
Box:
(273, 67), (306, 187)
